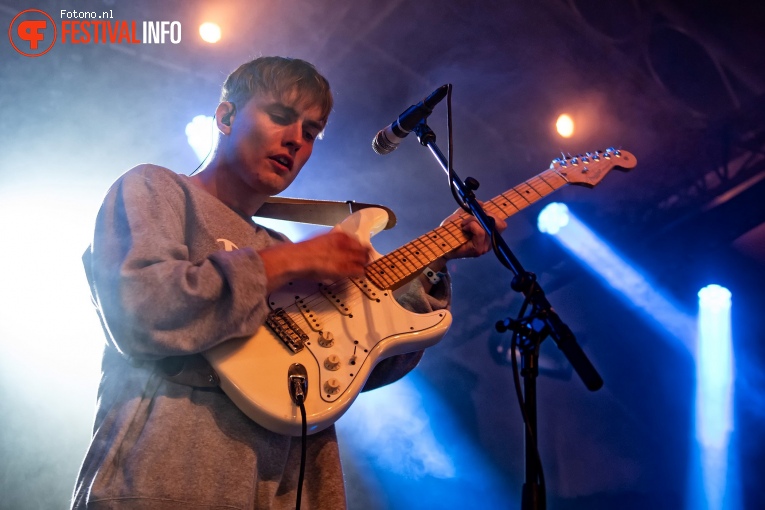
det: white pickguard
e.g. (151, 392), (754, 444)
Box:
(204, 208), (453, 436)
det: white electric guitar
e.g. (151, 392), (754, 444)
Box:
(204, 148), (636, 436)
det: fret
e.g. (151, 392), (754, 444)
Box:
(410, 235), (442, 260)
(399, 244), (430, 267)
(440, 223), (468, 247)
(529, 175), (557, 194)
(540, 169), (568, 188)
(494, 194), (522, 217)
(511, 186), (535, 206)
(390, 248), (420, 273)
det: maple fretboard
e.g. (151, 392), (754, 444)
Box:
(365, 168), (568, 289)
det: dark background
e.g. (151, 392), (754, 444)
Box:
(1, 0), (763, 508)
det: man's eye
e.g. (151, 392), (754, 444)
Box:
(304, 131), (317, 142)
(270, 114), (289, 124)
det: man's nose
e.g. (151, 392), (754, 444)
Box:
(282, 122), (304, 150)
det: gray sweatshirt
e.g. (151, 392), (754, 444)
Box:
(72, 164), (450, 509)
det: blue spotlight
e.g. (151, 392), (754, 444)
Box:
(697, 284), (733, 449)
(338, 374), (510, 509)
(537, 202), (570, 234)
(537, 203), (696, 347)
(694, 284), (737, 510)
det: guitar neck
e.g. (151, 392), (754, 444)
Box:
(365, 168), (568, 289)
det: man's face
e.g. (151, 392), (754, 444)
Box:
(223, 90), (326, 197)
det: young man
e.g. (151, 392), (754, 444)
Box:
(72, 56), (505, 509)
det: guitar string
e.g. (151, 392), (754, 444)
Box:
(270, 170), (569, 335)
(278, 175), (565, 322)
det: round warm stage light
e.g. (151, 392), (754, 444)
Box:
(199, 22), (221, 43)
(556, 114), (574, 138)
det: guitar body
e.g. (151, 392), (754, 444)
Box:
(204, 148), (637, 437)
(204, 208), (453, 436)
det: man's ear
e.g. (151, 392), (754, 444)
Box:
(216, 102), (236, 133)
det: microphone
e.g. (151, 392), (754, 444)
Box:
(372, 84), (449, 155)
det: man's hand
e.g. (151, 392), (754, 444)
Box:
(433, 204), (508, 270)
(259, 231), (371, 292)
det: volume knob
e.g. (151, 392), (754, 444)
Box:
(324, 378), (341, 395)
(318, 331), (334, 347)
(324, 354), (341, 371)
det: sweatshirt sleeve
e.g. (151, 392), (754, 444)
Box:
(85, 166), (274, 360)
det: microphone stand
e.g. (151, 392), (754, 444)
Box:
(412, 120), (603, 510)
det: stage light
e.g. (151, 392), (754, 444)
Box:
(0, 186), (105, 402)
(556, 114), (574, 138)
(185, 114), (214, 162)
(199, 22), (221, 43)
(337, 373), (510, 508)
(537, 202), (570, 235)
(538, 203), (695, 347)
(697, 284), (733, 449)
(693, 284), (737, 510)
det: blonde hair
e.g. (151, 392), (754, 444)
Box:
(220, 56), (333, 124)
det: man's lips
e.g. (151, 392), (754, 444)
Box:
(268, 154), (294, 171)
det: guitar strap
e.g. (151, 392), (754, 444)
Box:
(256, 197), (397, 230)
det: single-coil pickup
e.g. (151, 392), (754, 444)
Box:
(351, 277), (381, 301)
(296, 297), (322, 332)
(266, 308), (308, 353)
(319, 284), (352, 316)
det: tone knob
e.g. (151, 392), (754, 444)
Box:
(324, 378), (341, 395)
(324, 354), (341, 371)
(318, 331), (334, 347)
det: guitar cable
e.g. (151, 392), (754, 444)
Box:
(290, 376), (308, 510)
(297, 400), (307, 510)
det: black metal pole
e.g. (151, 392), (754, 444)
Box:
(412, 118), (602, 510)
(521, 346), (544, 510)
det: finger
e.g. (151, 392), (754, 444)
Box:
(466, 218), (498, 255)
(493, 215), (508, 234)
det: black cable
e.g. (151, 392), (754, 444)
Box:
(445, 84), (471, 214)
(295, 398), (307, 510)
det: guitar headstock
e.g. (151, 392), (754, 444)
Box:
(550, 147), (637, 188)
